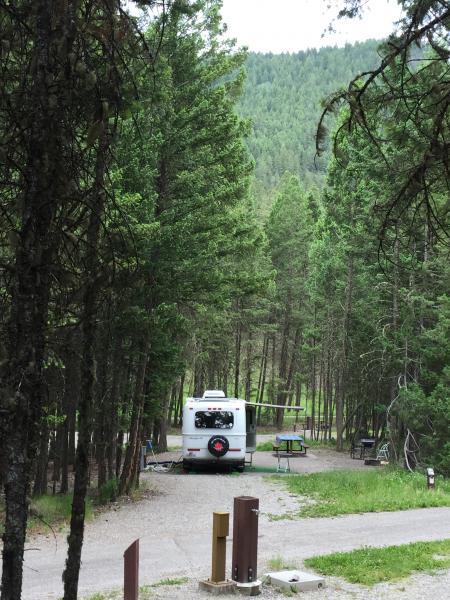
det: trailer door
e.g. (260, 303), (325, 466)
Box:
(245, 404), (256, 452)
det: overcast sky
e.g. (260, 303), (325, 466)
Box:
(220, 0), (403, 53)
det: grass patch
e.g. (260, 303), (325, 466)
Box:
(1, 493), (93, 536)
(29, 494), (92, 532)
(257, 441), (278, 451)
(82, 578), (188, 600)
(140, 577), (189, 598)
(149, 576), (189, 587)
(97, 478), (118, 505)
(272, 468), (450, 517)
(305, 539), (450, 585)
(267, 555), (298, 571)
(83, 592), (121, 600)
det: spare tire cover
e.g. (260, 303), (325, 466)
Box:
(208, 435), (229, 458)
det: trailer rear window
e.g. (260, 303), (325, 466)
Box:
(195, 411), (234, 429)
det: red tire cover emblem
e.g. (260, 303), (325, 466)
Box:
(214, 442), (223, 451)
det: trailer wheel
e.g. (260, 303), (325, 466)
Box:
(208, 435), (229, 458)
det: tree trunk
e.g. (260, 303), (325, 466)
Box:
(256, 335), (269, 425)
(174, 373), (185, 427)
(234, 320), (242, 397)
(33, 423), (50, 497)
(106, 334), (123, 481)
(0, 3), (73, 595)
(275, 314), (291, 429)
(95, 321), (111, 489)
(63, 128), (109, 599)
(336, 256), (354, 451)
(244, 331), (253, 401)
(119, 345), (149, 496)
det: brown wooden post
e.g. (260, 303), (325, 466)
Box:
(232, 496), (259, 583)
(124, 539), (139, 600)
(211, 512), (229, 583)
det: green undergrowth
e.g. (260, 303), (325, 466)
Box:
(305, 539), (450, 585)
(28, 493), (93, 533)
(272, 468), (450, 517)
(97, 478), (118, 505)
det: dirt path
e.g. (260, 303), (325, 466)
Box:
(18, 450), (450, 599)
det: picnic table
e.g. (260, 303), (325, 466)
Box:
(275, 434), (308, 455)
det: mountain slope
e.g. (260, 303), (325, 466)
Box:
(238, 40), (382, 203)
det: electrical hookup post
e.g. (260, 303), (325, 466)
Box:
(232, 496), (261, 596)
(199, 496), (261, 596)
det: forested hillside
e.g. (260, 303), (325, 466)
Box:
(1, 2), (450, 598)
(238, 41), (381, 204)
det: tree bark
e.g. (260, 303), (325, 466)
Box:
(118, 344), (149, 496)
(63, 128), (109, 599)
(0, 3), (76, 596)
(234, 319), (242, 397)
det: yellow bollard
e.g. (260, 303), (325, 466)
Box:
(211, 512), (229, 583)
(199, 511), (236, 594)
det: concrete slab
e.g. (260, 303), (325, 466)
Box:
(265, 570), (325, 592)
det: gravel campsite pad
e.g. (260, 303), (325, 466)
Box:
(143, 570), (450, 600)
(20, 448), (450, 599)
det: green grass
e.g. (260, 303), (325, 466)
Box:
(305, 539), (450, 585)
(272, 468), (450, 517)
(28, 494), (93, 532)
(140, 577), (189, 599)
(267, 555), (298, 571)
(257, 440), (279, 451)
(97, 478), (118, 505)
(83, 592), (121, 600)
(148, 576), (189, 587)
(0, 493), (93, 536)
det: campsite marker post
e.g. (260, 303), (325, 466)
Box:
(124, 539), (139, 600)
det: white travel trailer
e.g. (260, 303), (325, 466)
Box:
(182, 390), (303, 471)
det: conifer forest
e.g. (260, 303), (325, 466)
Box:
(0, 1), (450, 598)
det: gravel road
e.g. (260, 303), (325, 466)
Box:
(17, 448), (450, 600)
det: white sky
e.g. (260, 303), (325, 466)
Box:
(220, 0), (404, 53)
